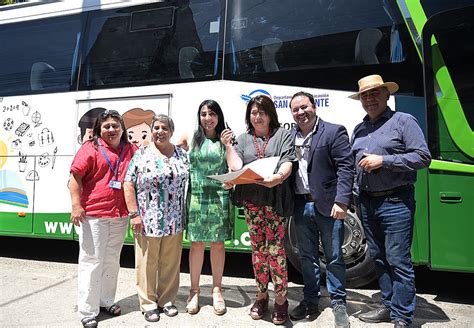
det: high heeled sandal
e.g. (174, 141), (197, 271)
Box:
(186, 289), (200, 314)
(250, 295), (269, 320)
(272, 299), (289, 325)
(212, 287), (226, 315)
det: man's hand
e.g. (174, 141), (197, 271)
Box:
(358, 153), (383, 173)
(331, 202), (347, 220)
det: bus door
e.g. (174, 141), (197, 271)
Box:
(423, 6), (474, 272)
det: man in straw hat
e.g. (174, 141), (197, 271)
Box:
(350, 75), (431, 327)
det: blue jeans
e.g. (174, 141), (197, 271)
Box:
(293, 196), (346, 305)
(360, 188), (416, 324)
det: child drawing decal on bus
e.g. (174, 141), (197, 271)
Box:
(77, 107), (106, 144)
(1, 98), (59, 210)
(122, 108), (155, 148)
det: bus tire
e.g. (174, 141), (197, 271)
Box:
(284, 207), (376, 288)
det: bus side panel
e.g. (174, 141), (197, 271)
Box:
(0, 212), (33, 235)
(32, 212), (75, 239)
(1, 93), (78, 239)
(0, 153), (33, 234)
(412, 169), (429, 265)
(32, 150), (75, 239)
(0, 102), (36, 235)
(429, 170), (474, 272)
(232, 206), (251, 252)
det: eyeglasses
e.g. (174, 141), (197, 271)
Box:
(295, 144), (311, 150)
(294, 143), (310, 160)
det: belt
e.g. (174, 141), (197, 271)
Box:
(296, 193), (313, 202)
(362, 185), (413, 197)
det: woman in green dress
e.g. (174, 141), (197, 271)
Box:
(185, 99), (233, 315)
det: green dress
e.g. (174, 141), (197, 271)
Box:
(187, 138), (233, 242)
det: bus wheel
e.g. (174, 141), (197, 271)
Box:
(284, 207), (376, 288)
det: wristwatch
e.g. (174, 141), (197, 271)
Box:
(128, 211), (139, 219)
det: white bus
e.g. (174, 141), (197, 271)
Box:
(1, 0), (473, 287)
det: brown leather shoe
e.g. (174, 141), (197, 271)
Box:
(250, 296), (269, 320)
(272, 300), (289, 325)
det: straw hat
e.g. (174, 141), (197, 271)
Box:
(349, 74), (399, 100)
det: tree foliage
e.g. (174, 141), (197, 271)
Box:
(1, 0), (16, 5)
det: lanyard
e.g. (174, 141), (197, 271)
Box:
(98, 139), (124, 178)
(252, 131), (271, 159)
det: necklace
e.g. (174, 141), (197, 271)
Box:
(252, 130), (271, 159)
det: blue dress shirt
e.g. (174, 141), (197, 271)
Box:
(351, 107), (431, 193)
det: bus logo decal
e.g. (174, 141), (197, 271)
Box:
(240, 89), (271, 102)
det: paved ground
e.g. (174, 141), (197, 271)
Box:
(1, 257), (473, 328)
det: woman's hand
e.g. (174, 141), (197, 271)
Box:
(223, 182), (234, 190)
(69, 173), (85, 227)
(130, 216), (144, 234)
(220, 129), (235, 147)
(257, 173), (282, 188)
(71, 205), (86, 227)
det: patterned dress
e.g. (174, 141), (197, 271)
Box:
(124, 145), (189, 237)
(187, 138), (233, 242)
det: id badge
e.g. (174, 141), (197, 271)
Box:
(109, 180), (122, 190)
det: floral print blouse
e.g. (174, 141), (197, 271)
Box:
(125, 145), (190, 237)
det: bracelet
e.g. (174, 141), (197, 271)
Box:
(128, 211), (139, 219)
(277, 172), (284, 184)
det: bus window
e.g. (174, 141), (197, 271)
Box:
(80, 0), (223, 89)
(435, 16), (474, 132)
(224, 0), (421, 93)
(0, 15), (82, 96)
(421, 0), (474, 18)
(424, 5), (474, 163)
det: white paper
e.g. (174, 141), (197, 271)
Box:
(208, 156), (280, 184)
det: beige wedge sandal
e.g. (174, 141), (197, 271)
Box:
(186, 289), (200, 314)
(212, 286), (227, 315)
